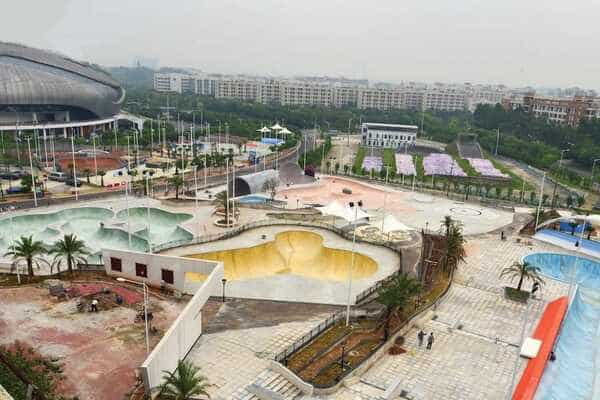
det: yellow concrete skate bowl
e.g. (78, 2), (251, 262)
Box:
(185, 230), (378, 282)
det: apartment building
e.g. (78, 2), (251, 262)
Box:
(361, 122), (418, 148)
(501, 93), (598, 126)
(153, 71), (510, 113)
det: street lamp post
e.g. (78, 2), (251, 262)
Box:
(345, 200), (362, 326)
(26, 137), (37, 207)
(116, 277), (150, 355)
(591, 158), (600, 188)
(221, 278), (227, 302)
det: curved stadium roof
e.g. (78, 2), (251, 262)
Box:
(0, 42), (124, 120)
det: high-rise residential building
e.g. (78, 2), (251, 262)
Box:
(153, 71), (513, 113)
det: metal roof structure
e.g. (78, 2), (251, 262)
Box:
(0, 42), (124, 120)
(232, 169), (279, 196)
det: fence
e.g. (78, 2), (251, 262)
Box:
(274, 310), (346, 363)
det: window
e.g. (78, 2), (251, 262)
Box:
(110, 257), (122, 272)
(135, 263), (148, 278)
(161, 269), (174, 284)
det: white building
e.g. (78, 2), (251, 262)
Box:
(361, 123), (418, 148)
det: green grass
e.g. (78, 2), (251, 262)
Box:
(482, 149), (534, 191)
(352, 147), (366, 174)
(414, 154), (425, 180)
(382, 149), (396, 171)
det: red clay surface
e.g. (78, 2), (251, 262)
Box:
(512, 296), (568, 400)
(55, 154), (125, 173)
(0, 284), (184, 400)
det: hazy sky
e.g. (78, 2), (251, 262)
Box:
(3, 0), (599, 89)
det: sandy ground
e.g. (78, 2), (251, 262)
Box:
(0, 284), (185, 400)
(277, 176), (514, 235)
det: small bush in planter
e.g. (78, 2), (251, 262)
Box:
(504, 286), (530, 303)
(342, 187), (352, 195)
(394, 336), (405, 346)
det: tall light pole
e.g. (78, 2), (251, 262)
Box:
(552, 148), (570, 206)
(494, 128), (500, 156)
(116, 277), (150, 355)
(534, 172), (546, 230)
(591, 158), (600, 188)
(70, 134), (78, 201)
(26, 137), (37, 207)
(345, 200), (362, 326)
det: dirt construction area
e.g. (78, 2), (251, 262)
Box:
(0, 283), (185, 399)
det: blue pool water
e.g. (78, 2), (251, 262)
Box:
(237, 195), (270, 204)
(523, 253), (600, 399)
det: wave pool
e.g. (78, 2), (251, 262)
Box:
(523, 253), (600, 399)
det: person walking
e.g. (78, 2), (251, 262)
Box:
(426, 332), (434, 350)
(90, 299), (99, 312)
(417, 330), (425, 347)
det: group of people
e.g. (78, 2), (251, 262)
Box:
(417, 329), (435, 350)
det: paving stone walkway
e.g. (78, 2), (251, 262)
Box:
(323, 235), (574, 400)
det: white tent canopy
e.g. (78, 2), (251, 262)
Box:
(380, 214), (413, 234)
(280, 127), (292, 135)
(257, 126), (271, 133)
(317, 200), (370, 223)
(270, 123), (283, 131)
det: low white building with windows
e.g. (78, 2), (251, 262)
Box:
(361, 123), (418, 149)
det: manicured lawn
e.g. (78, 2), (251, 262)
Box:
(352, 147), (366, 174)
(382, 149), (396, 172)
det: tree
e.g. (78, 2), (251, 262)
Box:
(439, 221), (466, 276)
(170, 175), (184, 199)
(326, 160), (331, 173)
(499, 261), (544, 292)
(334, 162), (340, 174)
(378, 273), (421, 340)
(4, 236), (47, 277)
(99, 170), (106, 187)
(83, 168), (91, 183)
(262, 178), (279, 200)
(441, 215), (453, 237)
(343, 164), (350, 175)
(155, 360), (210, 400)
(49, 234), (90, 275)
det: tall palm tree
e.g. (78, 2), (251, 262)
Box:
(440, 222), (466, 276)
(378, 273), (421, 340)
(499, 261), (544, 291)
(4, 235), (47, 277)
(98, 170), (106, 187)
(441, 215), (453, 236)
(156, 360), (210, 400)
(49, 234), (90, 275)
(214, 191), (232, 224)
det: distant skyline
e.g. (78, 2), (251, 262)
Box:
(2, 0), (600, 90)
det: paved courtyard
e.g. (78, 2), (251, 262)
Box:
(325, 235), (573, 400)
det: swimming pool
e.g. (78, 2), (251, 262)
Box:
(236, 195), (270, 204)
(523, 253), (600, 399)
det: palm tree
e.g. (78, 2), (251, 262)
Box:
(156, 360), (210, 400)
(98, 170), (106, 187)
(170, 175), (184, 199)
(83, 168), (91, 183)
(378, 273), (421, 340)
(499, 261), (544, 292)
(214, 190), (232, 224)
(440, 222), (466, 276)
(4, 236), (47, 277)
(49, 234), (90, 275)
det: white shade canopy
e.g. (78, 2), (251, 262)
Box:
(317, 200), (370, 222)
(280, 127), (292, 135)
(380, 214), (413, 234)
(257, 126), (271, 133)
(270, 123), (283, 131)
